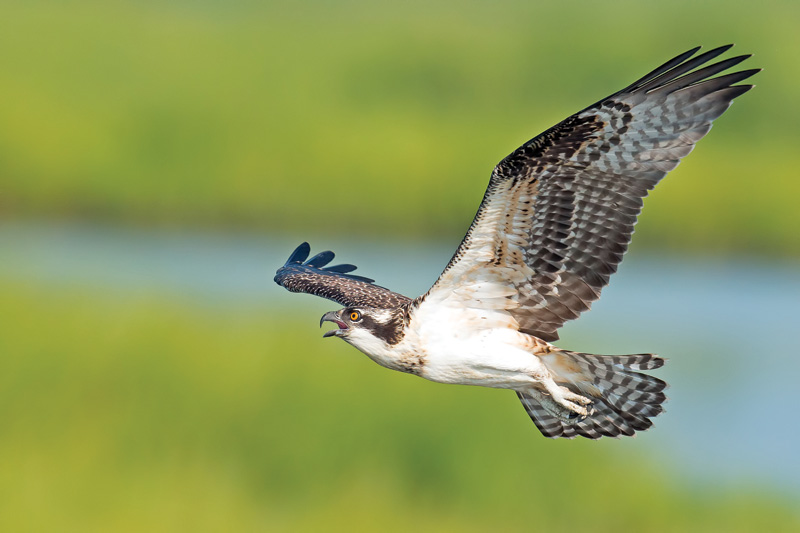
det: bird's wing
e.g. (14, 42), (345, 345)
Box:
(275, 242), (412, 308)
(420, 45), (757, 341)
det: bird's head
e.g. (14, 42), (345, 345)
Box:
(320, 307), (405, 351)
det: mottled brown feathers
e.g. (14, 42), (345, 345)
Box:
(423, 45), (757, 341)
(274, 242), (411, 309)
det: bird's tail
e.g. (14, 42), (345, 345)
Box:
(518, 351), (667, 439)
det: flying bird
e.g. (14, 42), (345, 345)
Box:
(275, 45), (757, 439)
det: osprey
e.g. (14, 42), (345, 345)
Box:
(275, 45), (757, 439)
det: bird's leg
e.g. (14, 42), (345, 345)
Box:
(523, 353), (594, 420)
(538, 379), (594, 420)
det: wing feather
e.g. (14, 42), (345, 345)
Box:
(631, 45), (733, 93)
(275, 243), (411, 308)
(421, 46), (757, 341)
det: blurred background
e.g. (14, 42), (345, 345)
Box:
(1, 0), (799, 531)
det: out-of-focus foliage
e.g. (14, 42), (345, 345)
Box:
(2, 2), (799, 530)
(0, 0), (797, 255)
(1, 281), (798, 532)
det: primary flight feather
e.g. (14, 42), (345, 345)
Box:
(275, 45), (757, 439)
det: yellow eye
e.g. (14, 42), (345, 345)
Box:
(349, 311), (361, 321)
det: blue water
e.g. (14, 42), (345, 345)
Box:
(2, 221), (799, 493)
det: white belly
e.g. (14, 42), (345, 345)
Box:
(398, 304), (548, 390)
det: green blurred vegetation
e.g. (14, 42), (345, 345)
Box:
(2, 2), (799, 529)
(1, 0), (798, 254)
(1, 281), (798, 532)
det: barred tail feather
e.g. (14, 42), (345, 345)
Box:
(519, 351), (667, 439)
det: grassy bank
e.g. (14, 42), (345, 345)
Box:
(0, 1), (798, 255)
(0, 281), (797, 531)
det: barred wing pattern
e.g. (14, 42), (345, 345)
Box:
(275, 242), (411, 308)
(424, 45), (757, 341)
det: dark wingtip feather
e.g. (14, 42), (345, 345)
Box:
(275, 242), (377, 285)
(333, 272), (376, 283)
(323, 263), (359, 274)
(286, 242), (311, 265)
(622, 44), (750, 96)
(709, 43), (735, 55)
(721, 84), (756, 100)
(655, 54), (754, 94)
(728, 68), (761, 82)
(620, 45), (702, 93)
(306, 250), (335, 268)
(274, 242), (409, 308)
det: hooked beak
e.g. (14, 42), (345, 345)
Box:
(320, 310), (348, 338)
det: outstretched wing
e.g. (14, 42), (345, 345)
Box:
(422, 45), (758, 341)
(275, 242), (411, 308)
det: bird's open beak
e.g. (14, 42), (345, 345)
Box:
(320, 310), (348, 338)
